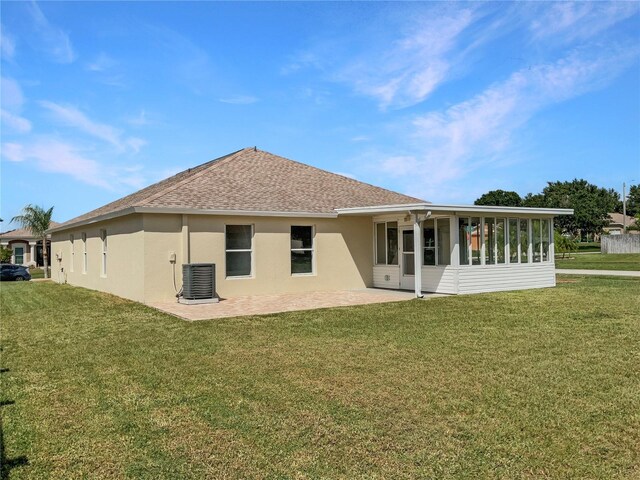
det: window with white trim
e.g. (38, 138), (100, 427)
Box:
(82, 233), (87, 273)
(542, 219), (551, 261)
(225, 225), (252, 277)
(291, 226), (314, 274)
(519, 219), (529, 263)
(508, 218), (519, 263)
(423, 218), (451, 266)
(375, 221), (398, 265)
(70, 234), (75, 272)
(100, 229), (107, 276)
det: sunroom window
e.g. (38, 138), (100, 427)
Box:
(542, 219), (550, 261)
(437, 219), (451, 265)
(496, 218), (506, 264)
(375, 221), (398, 265)
(423, 220), (436, 265)
(471, 217), (481, 265)
(484, 218), (495, 265)
(519, 219), (529, 263)
(423, 218), (450, 266)
(532, 219), (542, 263)
(459, 218), (470, 265)
(509, 219), (519, 263)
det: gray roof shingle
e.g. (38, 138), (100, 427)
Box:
(54, 148), (427, 230)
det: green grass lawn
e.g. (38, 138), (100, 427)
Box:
(556, 253), (640, 271)
(576, 241), (601, 252)
(2, 279), (639, 479)
(27, 268), (46, 279)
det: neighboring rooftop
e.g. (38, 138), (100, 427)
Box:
(607, 212), (637, 227)
(52, 148), (427, 231)
(0, 222), (61, 239)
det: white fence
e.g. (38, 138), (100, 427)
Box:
(601, 234), (640, 254)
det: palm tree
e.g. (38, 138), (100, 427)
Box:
(11, 205), (54, 279)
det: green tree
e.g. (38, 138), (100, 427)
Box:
(0, 245), (12, 263)
(522, 193), (546, 208)
(541, 180), (619, 237)
(474, 190), (522, 207)
(11, 205), (54, 278)
(554, 230), (577, 259)
(624, 184), (640, 218)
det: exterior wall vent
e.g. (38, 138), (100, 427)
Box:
(180, 263), (219, 304)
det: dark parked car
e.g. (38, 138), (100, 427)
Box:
(0, 264), (32, 281)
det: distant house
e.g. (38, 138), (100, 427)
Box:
(0, 222), (59, 266)
(604, 212), (638, 235)
(49, 148), (572, 303)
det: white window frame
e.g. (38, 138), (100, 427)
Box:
(224, 224), (253, 279)
(100, 229), (107, 277)
(423, 218), (452, 267)
(495, 217), (506, 265)
(82, 232), (87, 274)
(290, 225), (315, 276)
(541, 218), (551, 262)
(374, 221), (399, 266)
(458, 217), (472, 266)
(14, 245), (24, 265)
(423, 219), (436, 266)
(507, 218), (520, 264)
(70, 234), (75, 272)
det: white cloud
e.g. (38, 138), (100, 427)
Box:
(26, 1), (75, 63)
(1, 77), (31, 133)
(338, 9), (475, 109)
(126, 137), (147, 153)
(531, 3), (639, 42)
(2, 139), (110, 188)
(1, 25), (16, 60)
(126, 109), (151, 127)
(1, 77), (25, 109)
(1, 109), (31, 133)
(375, 44), (639, 196)
(85, 52), (117, 72)
(281, 52), (322, 75)
(39, 101), (146, 154)
(1, 138), (153, 190)
(219, 95), (258, 105)
(40, 101), (121, 147)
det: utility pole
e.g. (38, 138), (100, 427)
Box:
(623, 182), (626, 233)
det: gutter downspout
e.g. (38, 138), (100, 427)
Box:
(181, 214), (190, 264)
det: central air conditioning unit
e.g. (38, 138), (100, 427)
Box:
(179, 263), (219, 304)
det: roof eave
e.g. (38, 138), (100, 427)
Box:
(47, 206), (340, 233)
(335, 203), (574, 216)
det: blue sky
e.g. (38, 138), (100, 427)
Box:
(1, 2), (639, 224)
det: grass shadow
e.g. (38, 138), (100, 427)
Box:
(1, 361), (29, 479)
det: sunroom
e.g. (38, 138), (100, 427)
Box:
(336, 203), (573, 296)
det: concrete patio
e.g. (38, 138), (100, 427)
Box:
(148, 288), (431, 321)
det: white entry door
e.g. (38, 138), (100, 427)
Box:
(400, 228), (415, 290)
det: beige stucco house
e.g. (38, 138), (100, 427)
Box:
(1, 222), (58, 267)
(603, 212), (638, 235)
(50, 148), (572, 303)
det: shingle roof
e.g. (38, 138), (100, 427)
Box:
(607, 212), (637, 227)
(0, 222), (60, 239)
(53, 148), (427, 230)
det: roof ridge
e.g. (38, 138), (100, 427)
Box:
(138, 148), (250, 207)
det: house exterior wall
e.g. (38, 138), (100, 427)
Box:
(141, 213), (374, 302)
(51, 215), (145, 302)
